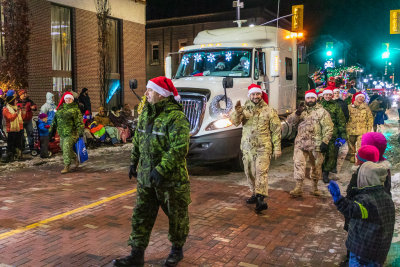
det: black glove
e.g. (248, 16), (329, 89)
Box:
(295, 102), (305, 116)
(320, 142), (328, 153)
(150, 169), (163, 187)
(128, 165), (137, 180)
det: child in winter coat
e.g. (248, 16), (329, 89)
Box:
(329, 146), (395, 266)
(38, 113), (51, 158)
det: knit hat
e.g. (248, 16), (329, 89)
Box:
(357, 161), (387, 188)
(356, 145), (380, 163)
(361, 132), (387, 161)
(38, 113), (48, 120)
(348, 88), (356, 94)
(6, 95), (16, 104)
(247, 84), (268, 104)
(18, 89), (27, 96)
(56, 92), (74, 110)
(305, 89), (318, 99)
(351, 92), (365, 104)
(146, 76), (180, 101)
(6, 90), (15, 97)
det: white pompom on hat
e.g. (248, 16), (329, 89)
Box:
(305, 89), (318, 99)
(147, 76), (181, 101)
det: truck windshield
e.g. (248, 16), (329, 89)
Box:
(175, 49), (252, 78)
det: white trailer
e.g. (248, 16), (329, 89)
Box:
(165, 25), (297, 165)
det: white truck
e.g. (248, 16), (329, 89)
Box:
(164, 25), (297, 166)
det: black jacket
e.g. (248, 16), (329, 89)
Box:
(78, 93), (91, 114)
(334, 98), (349, 122)
(336, 186), (395, 264)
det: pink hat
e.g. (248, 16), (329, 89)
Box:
(146, 76), (180, 101)
(305, 89), (318, 99)
(356, 145), (380, 163)
(361, 132), (387, 161)
(248, 84), (268, 104)
(38, 113), (48, 120)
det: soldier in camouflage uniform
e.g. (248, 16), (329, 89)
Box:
(287, 89), (334, 197)
(51, 92), (84, 174)
(230, 84), (281, 213)
(320, 88), (347, 183)
(113, 77), (190, 267)
(346, 92), (373, 163)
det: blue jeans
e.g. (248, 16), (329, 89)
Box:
(349, 252), (382, 267)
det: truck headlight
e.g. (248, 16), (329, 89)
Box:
(205, 118), (233, 131)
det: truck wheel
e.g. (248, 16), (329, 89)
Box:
(231, 151), (244, 172)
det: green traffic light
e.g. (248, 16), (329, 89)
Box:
(326, 50), (332, 57)
(382, 51), (390, 59)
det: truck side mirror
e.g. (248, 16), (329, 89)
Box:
(165, 56), (172, 79)
(223, 77), (233, 88)
(129, 79), (138, 90)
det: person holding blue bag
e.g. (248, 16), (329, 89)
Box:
(50, 92), (84, 174)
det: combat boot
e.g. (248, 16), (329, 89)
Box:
(113, 247), (144, 267)
(322, 171), (330, 184)
(312, 180), (322, 196)
(61, 165), (70, 174)
(254, 194), (268, 213)
(289, 180), (303, 198)
(246, 194), (257, 204)
(164, 246), (183, 267)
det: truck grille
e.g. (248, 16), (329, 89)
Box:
(178, 94), (206, 136)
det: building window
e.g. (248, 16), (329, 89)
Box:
(51, 5), (72, 91)
(0, 4), (5, 57)
(285, 57), (293, 80)
(151, 42), (160, 65)
(106, 18), (122, 109)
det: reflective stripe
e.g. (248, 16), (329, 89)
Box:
(354, 201), (368, 219)
(137, 129), (145, 133)
(152, 131), (165, 136)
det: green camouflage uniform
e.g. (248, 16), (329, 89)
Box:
(129, 96), (191, 249)
(230, 100), (281, 196)
(320, 99), (347, 173)
(287, 103), (333, 182)
(51, 102), (83, 166)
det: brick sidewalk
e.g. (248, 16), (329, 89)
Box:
(0, 162), (351, 267)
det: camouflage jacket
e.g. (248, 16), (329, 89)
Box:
(321, 99), (347, 140)
(288, 103), (334, 152)
(230, 100), (281, 154)
(347, 103), (373, 136)
(51, 102), (84, 138)
(131, 96), (190, 187)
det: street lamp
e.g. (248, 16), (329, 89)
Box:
(338, 59), (343, 64)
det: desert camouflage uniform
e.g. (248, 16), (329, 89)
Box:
(128, 96), (191, 249)
(346, 103), (373, 162)
(51, 102), (83, 166)
(287, 103), (333, 183)
(320, 99), (347, 173)
(230, 100), (281, 196)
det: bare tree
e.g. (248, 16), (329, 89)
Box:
(0, 0), (31, 89)
(95, 0), (111, 107)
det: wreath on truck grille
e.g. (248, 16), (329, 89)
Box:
(209, 94), (233, 119)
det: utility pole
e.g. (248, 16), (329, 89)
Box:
(233, 0), (246, 27)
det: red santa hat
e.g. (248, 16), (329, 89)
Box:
(322, 87), (334, 95)
(56, 92), (74, 110)
(351, 92), (365, 104)
(247, 84), (268, 104)
(146, 76), (180, 101)
(305, 89), (318, 99)
(333, 88), (340, 93)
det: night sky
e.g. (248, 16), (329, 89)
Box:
(147, 0), (400, 77)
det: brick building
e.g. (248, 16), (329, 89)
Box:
(1, 0), (146, 111)
(146, 7), (290, 80)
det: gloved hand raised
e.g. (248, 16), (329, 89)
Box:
(320, 142), (328, 153)
(235, 100), (243, 113)
(335, 138), (346, 148)
(150, 169), (163, 187)
(128, 165), (137, 180)
(295, 102), (305, 116)
(327, 180), (342, 203)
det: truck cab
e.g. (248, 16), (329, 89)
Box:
(165, 26), (297, 164)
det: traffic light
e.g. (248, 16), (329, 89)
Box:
(326, 42), (333, 58)
(390, 10), (400, 34)
(292, 5), (304, 32)
(382, 43), (390, 59)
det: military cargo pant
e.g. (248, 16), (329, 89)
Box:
(60, 136), (77, 166)
(293, 147), (324, 181)
(347, 135), (362, 162)
(128, 183), (191, 249)
(322, 140), (338, 173)
(243, 152), (271, 196)
(336, 142), (349, 173)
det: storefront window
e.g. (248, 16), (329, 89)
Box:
(51, 5), (71, 72)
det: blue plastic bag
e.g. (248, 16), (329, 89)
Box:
(73, 137), (88, 163)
